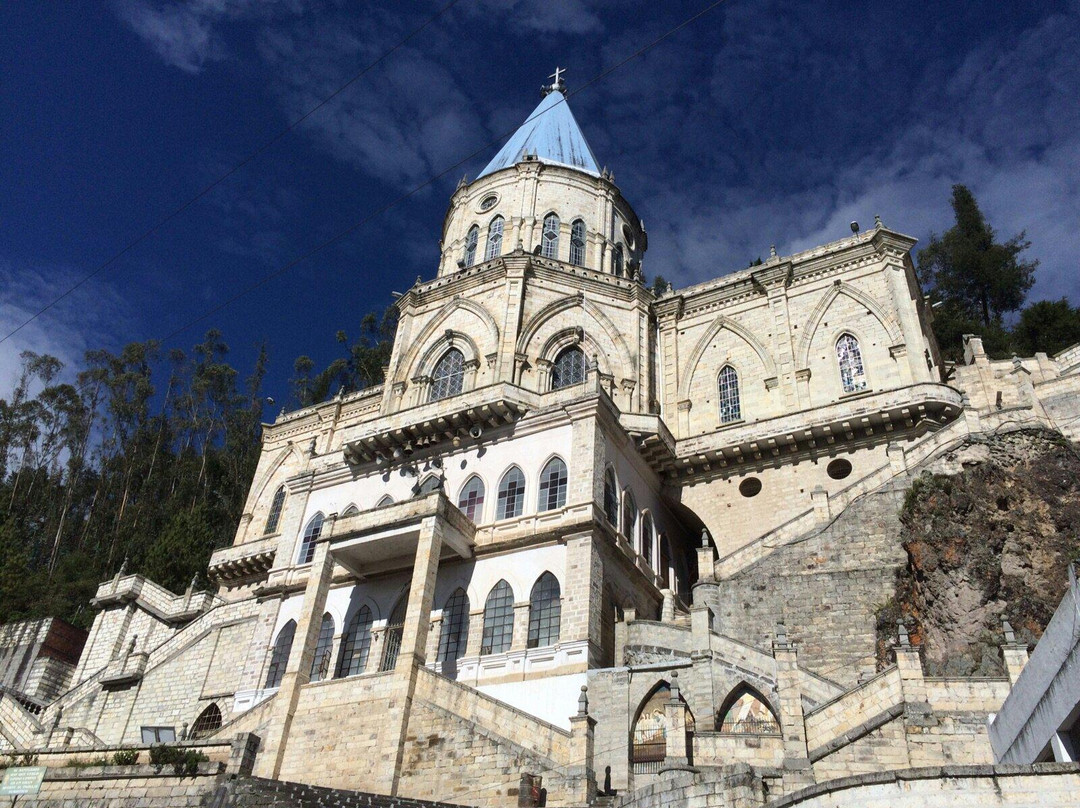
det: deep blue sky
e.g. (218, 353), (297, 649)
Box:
(2, 0), (1078, 406)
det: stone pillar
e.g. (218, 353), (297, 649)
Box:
(690, 605), (713, 655)
(772, 624), (813, 792)
(567, 686), (598, 804)
(369, 622), (388, 673)
(464, 609), (485, 659)
(1001, 619), (1030, 685)
(660, 672), (694, 774)
(254, 539), (335, 779)
(894, 621), (935, 743)
(886, 443), (907, 475)
(512, 602), (531, 651)
(692, 529), (720, 614)
(395, 517), (443, 671)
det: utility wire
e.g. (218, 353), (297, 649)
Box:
(0, 0), (467, 347)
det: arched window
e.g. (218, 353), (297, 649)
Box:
(641, 512), (654, 566)
(659, 534), (672, 589)
(481, 580), (514, 655)
(335, 606), (373, 679)
(496, 466), (526, 520)
(603, 467), (619, 526)
(717, 687), (780, 734)
(836, 333), (868, 393)
(613, 245), (624, 277)
(437, 589), (470, 667)
(527, 572), (561, 648)
(537, 457), (568, 512)
(189, 703), (222, 739)
(541, 213), (560, 259)
(416, 475), (442, 496)
(485, 216), (504, 260)
(264, 486), (286, 535)
(429, 348), (465, 402)
(551, 346), (586, 390)
(463, 224), (479, 267)
(264, 620), (296, 688)
(622, 490), (637, 543)
(296, 513), (324, 565)
(341, 503), (360, 518)
(381, 598), (408, 671)
(376, 494), (394, 507)
(310, 613), (335, 682)
(569, 219), (586, 266)
(457, 476), (485, 522)
(718, 365), (741, 423)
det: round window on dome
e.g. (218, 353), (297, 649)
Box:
(478, 194), (499, 212)
(739, 477), (762, 498)
(827, 459), (852, 480)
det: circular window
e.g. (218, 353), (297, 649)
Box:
(827, 459), (852, 480)
(622, 223), (635, 248)
(739, 477), (762, 498)
(478, 194), (498, 212)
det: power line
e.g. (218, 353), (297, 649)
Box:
(0, 0), (467, 347)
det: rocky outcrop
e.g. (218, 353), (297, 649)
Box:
(882, 429), (1080, 675)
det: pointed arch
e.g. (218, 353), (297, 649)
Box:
(481, 579), (514, 655)
(603, 466), (619, 527)
(381, 595), (409, 671)
(310, 613), (335, 682)
(496, 465), (526, 520)
(189, 703), (222, 739)
(537, 456), (568, 511)
(716, 683), (780, 734)
(265, 620), (296, 688)
(416, 474), (443, 495)
(796, 281), (903, 369)
(264, 485), (287, 535)
(457, 475), (486, 522)
(396, 297), (500, 385)
(515, 293), (635, 381)
(527, 571), (561, 648)
(247, 442), (308, 523)
(541, 212), (560, 259)
(376, 494), (394, 508)
(679, 315), (777, 401)
(341, 503), (360, 518)
(335, 605), (373, 678)
(296, 512), (324, 565)
(631, 680), (696, 774)
(437, 588), (470, 668)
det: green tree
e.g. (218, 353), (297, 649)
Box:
(918, 186), (1038, 358)
(1013, 298), (1080, 356)
(141, 506), (218, 594)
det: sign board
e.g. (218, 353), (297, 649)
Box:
(0, 766), (47, 796)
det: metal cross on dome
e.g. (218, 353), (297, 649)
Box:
(543, 66), (567, 95)
(549, 66), (565, 85)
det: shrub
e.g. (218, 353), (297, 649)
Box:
(112, 749), (139, 766)
(149, 744), (208, 775)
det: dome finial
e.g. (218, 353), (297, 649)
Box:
(542, 66), (567, 96)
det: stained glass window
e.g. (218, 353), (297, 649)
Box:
(309, 613), (335, 682)
(836, 333), (868, 393)
(485, 216), (504, 260)
(264, 620), (295, 688)
(551, 346), (586, 389)
(569, 219), (586, 266)
(264, 486), (286, 535)
(335, 606), (372, 678)
(497, 467), (526, 520)
(718, 365), (741, 423)
(458, 475), (485, 522)
(481, 580), (514, 654)
(541, 213), (560, 259)
(527, 572), (561, 648)
(463, 225), (479, 267)
(296, 513), (324, 565)
(429, 348), (465, 402)
(538, 458), (568, 511)
(437, 589), (470, 666)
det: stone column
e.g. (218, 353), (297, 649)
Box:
(691, 529), (720, 614)
(894, 621), (935, 748)
(512, 602), (531, 651)
(254, 539), (335, 779)
(660, 672), (694, 774)
(567, 686), (598, 804)
(1000, 619), (1030, 684)
(395, 517), (443, 671)
(690, 604), (713, 655)
(772, 624), (813, 792)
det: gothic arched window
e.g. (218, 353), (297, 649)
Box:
(190, 703), (222, 739)
(538, 457), (568, 512)
(296, 513), (324, 565)
(603, 467), (619, 527)
(527, 572), (561, 648)
(641, 512), (654, 566)
(264, 620), (296, 688)
(429, 348), (465, 402)
(481, 580), (514, 655)
(416, 475), (442, 496)
(376, 494), (394, 507)
(718, 365), (741, 423)
(613, 245), (624, 277)
(437, 588), (470, 667)
(341, 503), (359, 518)
(569, 219), (586, 266)
(485, 216), (504, 260)
(309, 613), (335, 682)
(836, 333), (868, 393)
(457, 475), (485, 522)
(622, 490), (637, 544)
(381, 598), (407, 672)
(264, 485), (286, 535)
(463, 224), (479, 267)
(659, 534), (672, 589)
(496, 466), (526, 520)
(335, 606), (373, 679)
(551, 346), (586, 390)
(541, 213), (560, 259)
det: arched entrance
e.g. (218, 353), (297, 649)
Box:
(630, 682), (695, 774)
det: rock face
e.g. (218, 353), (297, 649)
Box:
(883, 429), (1080, 675)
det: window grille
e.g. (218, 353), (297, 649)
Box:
(309, 613), (335, 682)
(335, 606), (372, 678)
(603, 468), (619, 526)
(641, 513), (654, 566)
(496, 467), (526, 520)
(718, 365), (741, 423)
(569, 220), (586, 266)
(481, 580), (514, 654)
(264, 486), (286, 535)
(836, 333), (868, 393)
(437, 589), (470, 666)
(527, 572), (561, 648)
(380, 598), (407, 672)
(551, 347), (586, 389)
(463, 225), (479, 267)
(485, 216), (504, 260)
(429, 348), (465, 402)
(622, 491), (637, 543)
(537, 458), (568, 512)
(296, 513), (324, 565)
(541, 213), (560, 259)
(264, 620), (296, 688)
(458, 476), (486, 522)
(189, 704), (222, 739)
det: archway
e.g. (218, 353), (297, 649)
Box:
(630, 682), (695, 774)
